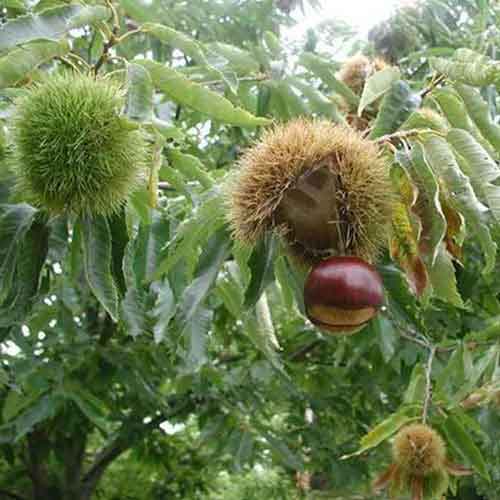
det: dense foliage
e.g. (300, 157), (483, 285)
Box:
(0, 0), (499, 499)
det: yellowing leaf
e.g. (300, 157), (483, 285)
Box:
(407, 144), (446, 265)
(390, 165), (428, 297)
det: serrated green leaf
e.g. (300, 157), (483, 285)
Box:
(428, 244), (463, 307)
(403, 363), (426, 405)
(401, 108), (449, 133)
(32, 0), (69, 12)
(263, 31), (282, 58)
(179, 228), (230, 324)
(443, 415), (490, 480)
(0, 367), (8, 387)
(0, 204), (38, 304)
(4, 0), (27, 10)
(264, 432), (303, 470)
(118, 0), (164, 23)
(4, 216), (49, 322)
(126, 62), (153, 122)
(430, 49), (499, 87)
(142, 23), (206, 64)
(122, 287), (150, 338)
(137, 60), (269, 127)
(3, 389), (43, 422)
(182, 306), (212, 372)
(0, 4), (109, 52)
(62, 384), (109, 432)
(0, 39), (69, 89)
(379, 263), (420, 320)
(154, 194), (226, 279)
(425, 469), (449, 499)
(447, 128), (499, 184)
(435, 344), (466, 401)
(142, 25), (243, 94)
(207, 42), (260, 75)
(358, 66), (401, 116)
(125, 211), (170, 287)
(287, 77), (345, 123)
(299, 52), (359, 108)
(342, 412), (414, 459)
(234, 431), (254, 470)
(421, 136), (496, 274)
(269, 80), (309, 119)
(373, 315), (398, 363)
(160, 165), (191, 199)
(273, 256), (296, 311)
(14, 393), (61, 441)
(148, 117), (185, 142)
(216, 267), (244, 317)
(80, 216), (119, 321)
(370, 80), (421, 139)
(244, 233), (278, 310)
(455, 84), (500, 152)
(168, 150), (214, 189)
(432, 88), (497, 159)
(151, 279), (175, 343)
(447, 128), (500, 222)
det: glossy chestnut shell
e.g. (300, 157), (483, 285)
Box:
(304, 256), (384, 334)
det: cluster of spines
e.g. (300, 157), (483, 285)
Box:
(228, 118), (393, 266)
(13, 72), (147, 217)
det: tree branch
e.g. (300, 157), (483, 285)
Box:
(80, 436), (128, 498)
(420, 74), (446, 99)
(27, 430), (51, 500)
(0, 490), (26, 500)
(288, 339), (323, 361)
(81, 400), (193, 498)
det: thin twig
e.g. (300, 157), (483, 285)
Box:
(374, 128), (443, 146)
(92, 35), (116, 75)
(115, 28), (143, 44)
(66, 51), (91, 70)
(398, 329), (430, 350)
(92, 1), (123, 75)
(55, 56), (81, 73)
(420, 74), (447, 99)
(422, 346), (436, 424)
(105, 0), (120, 35)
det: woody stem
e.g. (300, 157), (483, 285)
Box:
(422, 345), (436, 424)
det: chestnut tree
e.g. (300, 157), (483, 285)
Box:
(0, 0), (499, 499)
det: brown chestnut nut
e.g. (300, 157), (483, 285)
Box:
(304, 256), (384, 334)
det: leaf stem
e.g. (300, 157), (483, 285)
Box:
(201, 73), (269, 87)
(422, 345), (436, 424)
(374, 128), (444, 147)
(115, 28), (143, 44)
